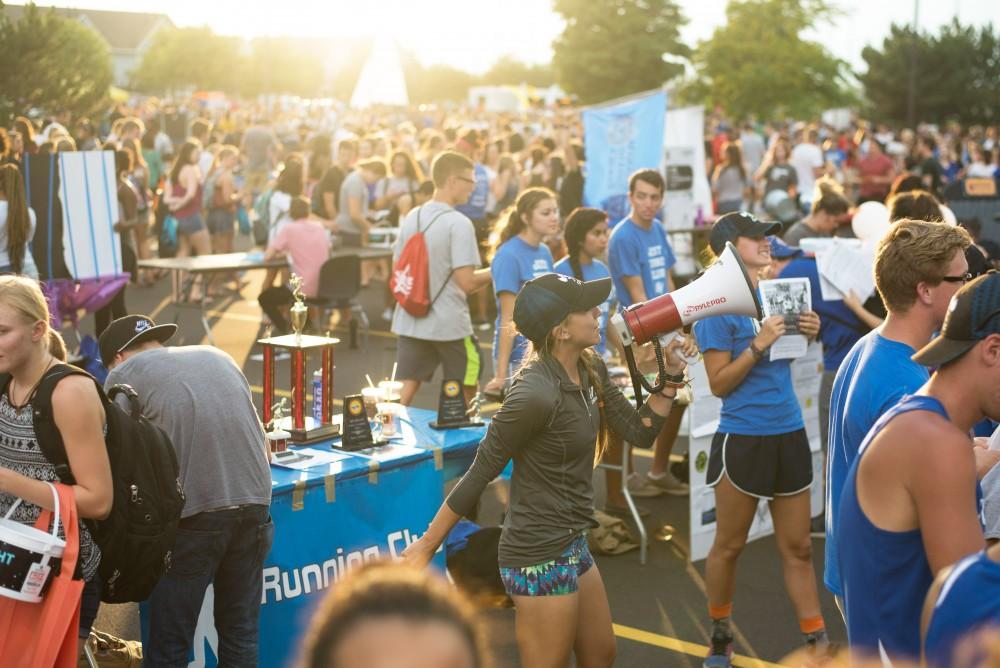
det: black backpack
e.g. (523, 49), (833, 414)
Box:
(2, 364), (185, 602)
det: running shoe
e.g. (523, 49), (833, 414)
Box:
(646, 470), (690, 496)
(703, 626), (734, 668)
(626, 472), (665, 498)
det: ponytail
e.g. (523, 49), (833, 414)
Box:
(0, 164), (30, 274)
(489, 187), (556, 261)
(810, 176), (849, 216)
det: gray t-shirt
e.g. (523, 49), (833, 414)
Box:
(983, 463), (1000, 540)
(390, 201), (481, 341)
(783, 221), (830, 247)
(335, 171), (369, 235)
(106, 345), (271, 517)
(242, 126), (276, 173)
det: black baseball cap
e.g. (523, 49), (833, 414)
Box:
(513, 273), (611, 343)
(913, 272), (1000, 367)
(709, 212), (782, 255)
(98, 315), (176, 365)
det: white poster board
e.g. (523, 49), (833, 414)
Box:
(58, 151), (124, 280)
(688, 342), (824, 562)
(661, 106), (713, 231)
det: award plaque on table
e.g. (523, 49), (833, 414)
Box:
(430, 379), (485, 430)
(338, 394), (387, 451)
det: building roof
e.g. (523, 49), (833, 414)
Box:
(2, 4), (174, 51)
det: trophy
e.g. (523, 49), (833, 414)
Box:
(266, 399), (291, 453)
(258, 274), (341, 443)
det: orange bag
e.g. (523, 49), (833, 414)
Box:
(0, 482), (83, 667)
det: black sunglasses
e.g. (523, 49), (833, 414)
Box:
(941, 272), (973, 284)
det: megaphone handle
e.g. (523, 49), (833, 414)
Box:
(622, 339), (669, 409)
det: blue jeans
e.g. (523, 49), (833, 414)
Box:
(145, 504), (274, 668)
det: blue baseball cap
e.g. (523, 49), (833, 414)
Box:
(709, 212), (782, 255)
(913, 272), (1000, 367)
(769, 236), (802, 260)
(513, 273), (611, 343)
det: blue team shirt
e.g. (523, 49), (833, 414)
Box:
(553, 256), (615, 356)
(607, 217), (676, 308)
(925, 551), (1000, 667)
(779, 257), (868, 371)
(455, 163), (489, 221)
(693, 314), (804, 436)
(491, 236), (554, 375)
(825, 330), (930, 596)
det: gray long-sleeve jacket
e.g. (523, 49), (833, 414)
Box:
(446, 354), (667, 567)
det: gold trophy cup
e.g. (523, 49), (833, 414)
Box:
(289, 274), (308, 340)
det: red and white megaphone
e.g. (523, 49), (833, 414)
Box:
(610, 241), (762, 347)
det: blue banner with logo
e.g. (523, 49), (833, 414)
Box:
(582, 90), (667, 226)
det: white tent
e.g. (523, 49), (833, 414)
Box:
(350, 36), (408, 108)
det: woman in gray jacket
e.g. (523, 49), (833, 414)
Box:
(405, 272), (685, 668)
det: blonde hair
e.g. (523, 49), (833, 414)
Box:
(810, 177), (849, 216)
(874, 219), (971, 313)
(0, 275), (54, 352)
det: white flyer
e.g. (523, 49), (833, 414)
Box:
(270, 448), (351, 470)
(815, 240), (877, 303)
(759, 277), (812, 361)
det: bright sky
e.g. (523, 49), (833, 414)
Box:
(47, 0), (997, 74)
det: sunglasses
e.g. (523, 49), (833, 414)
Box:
(941, 272), (973, 284)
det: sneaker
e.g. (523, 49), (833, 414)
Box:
(81, 630), (143, 667)
(381, 307), (394, 321)
(646, 471), (690, 496)
(703, 626), (734, 668)
(626, 472), (665, 498)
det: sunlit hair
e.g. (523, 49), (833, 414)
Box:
(0, 275), (49, 333)
(276, 154), (306, 197)
(888, 190), (943, 223)
(0, 165), (32, 274)
(120, 117), (145, 138)
(810, 177), (850, 216)
(54, 137), (76, 153)
(388, 150), (423, 182)
(716, 142), (746, 182)
(489, 187), (557, 261)
(299, 562), (487, 668)
(563, 207), (608, 281)
(210, 145), (239, 174)
(430, 151), (473, 188)
(48, 329), (67, 361)
(13, 117), (35, 147)
(121, 137), (146, 170)
(874, 219), (971, 313)
(520, 317), (609, 467)
(169, 139), (202, 184)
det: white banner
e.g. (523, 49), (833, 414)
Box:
(662, 106), (714, 232)
(57, 151), (123, 281)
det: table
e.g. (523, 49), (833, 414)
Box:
(139, 248), (393, 345)
(159, 406), (486, 667)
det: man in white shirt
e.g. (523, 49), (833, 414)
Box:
(790, 127), (825, 210)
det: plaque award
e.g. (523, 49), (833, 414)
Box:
(339, 393), (387, 451)
(429, 379), (485, 430)
(259, 274), (341, 443)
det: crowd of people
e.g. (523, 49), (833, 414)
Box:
(0, 94), (998, 667)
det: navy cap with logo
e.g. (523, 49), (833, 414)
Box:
(98, 315), (177, 366)
(913, 272), (1000, 367)
(513, 273), (611, 343)
(709, 212), (782, 255)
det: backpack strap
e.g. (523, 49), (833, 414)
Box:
(31, 364), (106, 486)
(414, 206), (456, 310)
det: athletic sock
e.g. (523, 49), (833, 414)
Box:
(799, 615), (825, 635)
(647, 470), (666, 480)
(709, 602), (733, 623)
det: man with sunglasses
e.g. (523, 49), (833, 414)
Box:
(825, 219), (972, 613)
(837, 271), (1000, 664)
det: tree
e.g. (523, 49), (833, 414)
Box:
(0, 4), (112, 123)
(683, 0), (852, 120)
(552, 0), (689, 104)
(481, 56), (555, 87)
(861, 20), (1000, 126)
(406, 64), (477, 104)
(131, 27), (243, 94)
(239, 38), (325, 98)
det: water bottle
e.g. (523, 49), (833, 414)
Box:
(312, 370), (323, 423)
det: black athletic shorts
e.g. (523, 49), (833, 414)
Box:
(396, 335), (482, 386)
(706, 429), (812, 500)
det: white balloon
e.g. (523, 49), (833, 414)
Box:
(852, 201), (890, 242)
(940, 205), (957, 226)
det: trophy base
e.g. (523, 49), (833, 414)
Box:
(275, 417), (341, 444)
(429, 419), (486, 430)
(335, 438), (390, 452)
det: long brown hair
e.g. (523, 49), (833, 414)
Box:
(169, 139), (201, 185)
(0, 165), (32, 274)
(489, 187), (556, 260)
(526, 324), (609, 467)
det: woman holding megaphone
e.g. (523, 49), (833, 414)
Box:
(693, 212), (828, 667)
(405, 272), (686, 668)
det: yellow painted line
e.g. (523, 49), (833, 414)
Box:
(613, 624), (787, 668)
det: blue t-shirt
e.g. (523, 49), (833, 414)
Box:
(455, 163), (489, 221)
(824, 330), (930, 596)
(607, 217), (676, 308)
(553, 256), (615, 356)
(779, 257), (868, 371)
(491, 236), (554, 375)
(925, 551), (1000, 668)
(693, 314), (803, 436)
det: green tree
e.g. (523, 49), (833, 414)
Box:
(239, 38), (325, 98)
(552, 0), (689, 104)
(407, 63), (477, 104)
(131, 27), (243, 94)
(682, 0), (852, 120)
(0, 4), (112, 123)
(861, 20), (1000, 126)
(481, 56), (555, 87)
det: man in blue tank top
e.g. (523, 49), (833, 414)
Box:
(838, 272), (1000, 664)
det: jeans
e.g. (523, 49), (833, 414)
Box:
(145, 504), (274, 668)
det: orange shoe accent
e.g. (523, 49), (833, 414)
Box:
(709, 602), (733, 620)
(799, 615), (825, 634)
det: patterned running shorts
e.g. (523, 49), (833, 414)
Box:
(499, 533), (594, 597)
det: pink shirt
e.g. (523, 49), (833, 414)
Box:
(270, 219), (331, 297)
